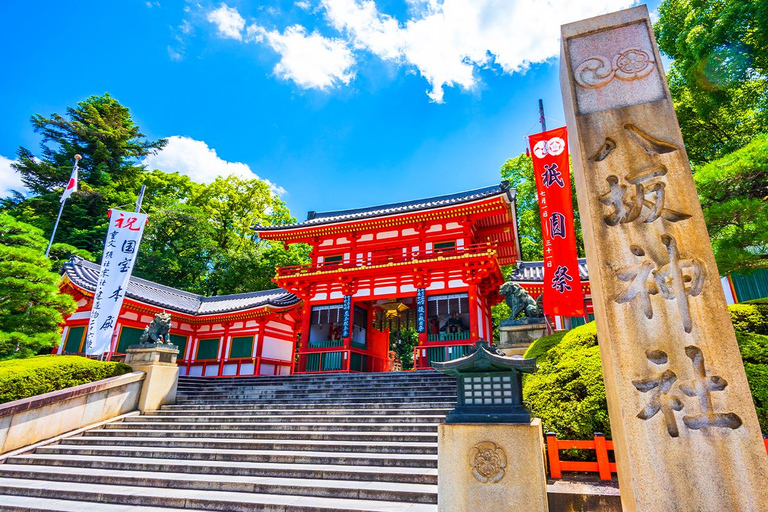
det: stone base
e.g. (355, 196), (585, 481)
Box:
(438, 420), (548, 512)
(125, 346), (179, 412)
(497, 323), (547, 356)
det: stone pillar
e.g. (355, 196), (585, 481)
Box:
(560, 6), (768, 511)
(438, 420), (548, 512)
(125, 343), (179, 413)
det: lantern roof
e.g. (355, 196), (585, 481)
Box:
(432, 340), (537, 376)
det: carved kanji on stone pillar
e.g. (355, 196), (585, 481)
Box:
(561, 6), (768, 511)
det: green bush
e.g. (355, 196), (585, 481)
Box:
(525, 313), (768, 438)
(523, 330), (567, 360)
(523, 323), (610, 440)
(729, 304), (768, 334)
(0, 355), (132, 404)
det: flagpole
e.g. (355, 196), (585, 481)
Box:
(45, 154), (81, 258)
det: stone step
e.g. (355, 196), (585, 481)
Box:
(175, 396), (456, 404)
(0, 494), (190, 512)
(0, 465), (438, 504)
(63, 436), (438, 455)
(103, 421), (440, 433)
(7, 453), (438, 484)
(159, 402), (457, 411)
(123, 414), (447, 424)
(0, 477), (438, 511)
(88, 428), (437, 443)
(146, 407), (452, 416)
(176, 384), (456, 393)
(35, 445), (438, 468)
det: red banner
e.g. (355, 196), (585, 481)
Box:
(528, 126), (584, 317)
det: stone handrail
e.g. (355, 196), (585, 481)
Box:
(0, 371), (145, 454)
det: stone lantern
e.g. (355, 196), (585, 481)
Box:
(433, 340), (536, 424)
(433, 340), (549, 512)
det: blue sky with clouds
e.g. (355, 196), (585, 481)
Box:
(0, 0), (661, 220)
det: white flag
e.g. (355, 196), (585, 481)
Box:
(60, 162), (78, 203)
(85, 209), (148, 355)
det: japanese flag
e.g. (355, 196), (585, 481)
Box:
(60, 162), (78, 203)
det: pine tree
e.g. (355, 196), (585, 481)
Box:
(7, 94), (166, 254)
(0, 213), (77, 359)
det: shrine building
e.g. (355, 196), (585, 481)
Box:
(56, 181), (600, 375)
(253, 183), (520, 372)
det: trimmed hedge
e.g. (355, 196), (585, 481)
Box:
(523, 330), (567, 360)
(523, 323), (610, 439)
(525, 304), (768, 438)
(0, 355), (132, 404)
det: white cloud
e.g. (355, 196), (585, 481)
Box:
(207, 3), (246, 40)
(200, 0), (636, 101)
(142, 136), (286, 195)
(0, 155), (26, 199)
(321, 0), (637, 102)
(252, 25), (355, 89)
(295, 1), (312, 11)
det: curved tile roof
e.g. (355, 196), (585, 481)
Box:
(63, 257), (299, 316)
(255, 182), (514, 231)
(510, 258), (589, 283)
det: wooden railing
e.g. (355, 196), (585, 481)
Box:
(275, 242), (498, 277)
(427, 332), (471, 342)
(546, 433), (768, 480)
(178, 356), (292, 377)
(296, 349), (391, 373)
(308, 339), (344, 348)
(413, 342), (475, 370)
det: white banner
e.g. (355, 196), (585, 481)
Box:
(85, 209), (148, 355)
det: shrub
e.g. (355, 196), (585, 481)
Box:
(525, 317), (768, 438)
(0, 355), (132, 404)
(736, 331), (768, 433)
(524, 330), (567, 360)
(523, 323), (610, 440)
(729, 304), (768, 334)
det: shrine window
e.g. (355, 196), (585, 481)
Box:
(323, 254), (343, 267)
(309, 304), (344, 347)
(427, 293), (471, 341)
(434, 241), (457, 253)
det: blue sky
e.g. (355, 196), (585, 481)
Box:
(0, 0), (661, 220)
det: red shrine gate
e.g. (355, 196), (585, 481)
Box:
(255, 183), (521, 372)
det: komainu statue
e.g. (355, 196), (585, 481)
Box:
(139, 311), (172, 344)
(499, 282), (544, 326)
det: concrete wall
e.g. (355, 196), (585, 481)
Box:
(0, 371), (145, 454)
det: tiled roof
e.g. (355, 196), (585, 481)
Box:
(255, 182), (514, 231)
(510, 258), (590, 283)
(62, 257), (299, 316)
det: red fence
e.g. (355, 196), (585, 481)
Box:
(547, 433), (768, 481)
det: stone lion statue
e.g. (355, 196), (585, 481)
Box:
(499, 282), (544, 326)
(139, 311), (172, 344)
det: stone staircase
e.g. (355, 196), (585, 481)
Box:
(0, 371), (456, 511)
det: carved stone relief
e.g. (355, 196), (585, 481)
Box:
(469, 441), (507, 484)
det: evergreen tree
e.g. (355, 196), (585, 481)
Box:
(7, 94), (166, 254)
(0, 213), (76, 359)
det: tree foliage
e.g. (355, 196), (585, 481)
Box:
(2, 94), (308, 296)
(655, 0), (768, 165)
(0, 214), (77, 359)
(693, 133), (768, 274)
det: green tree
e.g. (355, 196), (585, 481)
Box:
(389, 328), (419, 370)
(0, 214), (76, 359)
(693, 133), (768, 274)
(500, 153), (584, 262)
(655, 0), (768, 165)
(6, 94), (166, 254)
